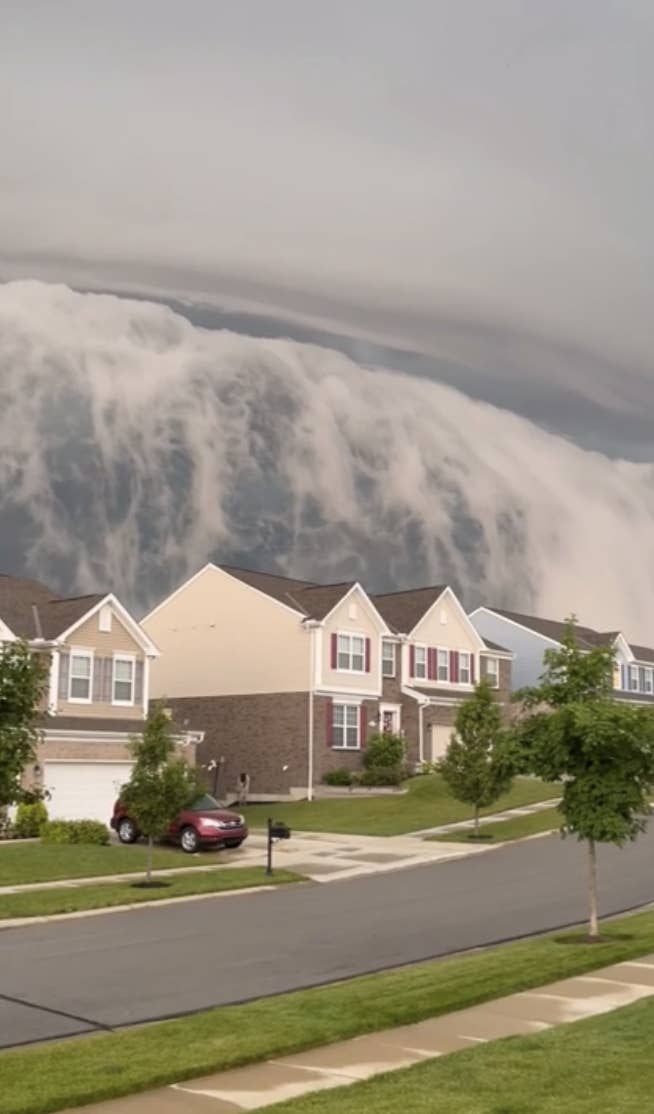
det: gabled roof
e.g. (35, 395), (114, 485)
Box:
(629, 644), (654, 665)
(220, 565), (317, 608)
(481, 638), (512, 655)
(292, 583), (358, 620)
(0, 574), (105, 640)
(483, 607), (619, 652)
(372, 586), (447, 635)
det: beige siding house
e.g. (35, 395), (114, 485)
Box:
(142, 565), (512, 798)
(0, 573), (198, 824)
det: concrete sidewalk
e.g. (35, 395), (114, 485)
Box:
(63, 952), (654, 1113)
(409, 795), (561, 836)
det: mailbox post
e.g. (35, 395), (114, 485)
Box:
(266, 817), (291, 875)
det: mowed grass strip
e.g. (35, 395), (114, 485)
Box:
(429, 806), (563, 844)
(268, 996), (654, 1114)
(242, 774), (557, 836)
(5, 908), (654, 1114)
(0, 867), (302, 920)
(0, 842), (235, 886)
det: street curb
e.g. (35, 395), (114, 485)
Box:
(0, 881), (309, 929)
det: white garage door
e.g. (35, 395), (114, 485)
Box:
(430, 725), (453, 762)
(44, 762), (134, 823)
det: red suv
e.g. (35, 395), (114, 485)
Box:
(111, 793), (249, 854)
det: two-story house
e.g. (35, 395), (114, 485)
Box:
(0, 573), (176, 823)
(469, 606), (654, 703)
(142, 565), (513, 798)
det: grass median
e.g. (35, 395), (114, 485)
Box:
(429, 806), (562, 844)
(270, 996), (654, 1114)
(4, 907), (654, 1114)
(0, 867), (301, 920)
(241, 774), (557, 836)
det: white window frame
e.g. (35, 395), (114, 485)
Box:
(332, 702), (360, 750)
(112, 654), (136, 706)
(336, 632), (366, 674)
(630, 664), (639, 692)
(646, 668), (654, 695)
(459, 651), (471, 685)
(485, 656), (500, 689)
(382, 640), (396, 678)
(414, 645), (427, 680)
(68, 650), (94, 704)
(437, 648), (449, 683)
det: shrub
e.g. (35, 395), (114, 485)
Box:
(359, 764), (404, 787)
(14, 800), (48, 838)
(323, 768), (354, 787)
(41, 819), (110, 845)
(363, 732), (406, 771)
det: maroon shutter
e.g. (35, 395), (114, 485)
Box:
(409, 645), (415, 677)
(364, 638), (371, 673)
(360, 705), (367, 748)
(331, 633), (338, 669)
(470, 655), (475, 684)
(326, 699), (333, 747)
(427, 648), (435, 680)
(449, 650), (458, 683)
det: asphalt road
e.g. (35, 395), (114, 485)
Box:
(2, 828), (654, 1049)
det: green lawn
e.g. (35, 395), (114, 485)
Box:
(5, 907), (654, 1114)
(241, 774), (558, 836)
(0, 841), (233, 886)
(430, 806), (563, 844)
(0, 867), (301, 920)
(270, 997), (654, 1114)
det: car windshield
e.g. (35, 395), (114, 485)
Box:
(188, 794), (222, 812)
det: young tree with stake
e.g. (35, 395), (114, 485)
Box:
(438, 679), (514, 836)
(0, 642), (48, 813)
(514, 619), (654, 939)
(121, 703), (201, 883)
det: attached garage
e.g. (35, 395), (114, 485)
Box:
(44, 762), (134, 824)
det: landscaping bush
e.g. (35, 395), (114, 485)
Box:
(359, 764), (404, 787)
(363, 732), (406, 770)
(41, 819), (110, 845)
(13, 800), (48, 838)
(323, 768), (354, 787)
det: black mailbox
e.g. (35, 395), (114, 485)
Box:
(266, 817), (291, 874)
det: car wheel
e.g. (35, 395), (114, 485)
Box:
(224, 839), (244, 849)
(117, 818), (138, 844)
(180, 826), (200, 854)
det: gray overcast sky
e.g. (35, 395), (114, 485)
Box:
(2, 0), (654, 454)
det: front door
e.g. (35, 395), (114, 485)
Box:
(430, 724), (452, 762)
(380, 704), (401, 734)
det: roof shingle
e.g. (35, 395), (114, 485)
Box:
(0, 574), (106, 640)
(372, 586), (447, 634)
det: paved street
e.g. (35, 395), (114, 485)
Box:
(2, 827), (654, 1049)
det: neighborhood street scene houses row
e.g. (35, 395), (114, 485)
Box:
(142, 564), (513, 798)
(0, 574), (201, 825)
(470, 607), (654, 703)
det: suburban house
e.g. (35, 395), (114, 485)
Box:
(0, 573), (197, 823)
(470, 606), (654, 703)
(142, 564), (513, 798)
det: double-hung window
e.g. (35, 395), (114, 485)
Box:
(437, 648), (449, 682)
(459, 651), (471, 684)
(485, 657), (499, 688)
(333, 704), (360, 749)
(337, 634), (365, 672)
(414, 646), (427, 679)
(69, 652), (93, 702)
(113, 657), (135, 704)
(382, 641), (396, 677)
(646, 668), (654, 695)
(630, 665), (639, 692)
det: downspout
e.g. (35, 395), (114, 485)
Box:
(304, 620), (321, 802)
(418, 700), (425, 765)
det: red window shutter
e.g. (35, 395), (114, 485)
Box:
(326, 700), (333, 747)
(470, 655), (475, 684)
(409, 645), (415, 677)
(427, 648), (435, 680)
(331, 633), (337, 669)
(365, 638), (371, 673)
(360, 705), (367, 748)
(450, 650), (459, 683)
